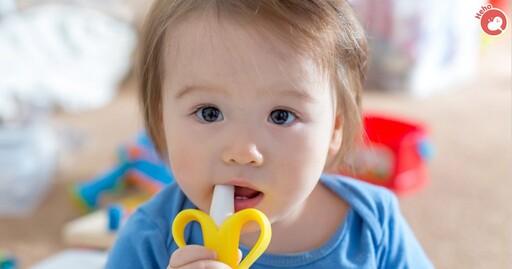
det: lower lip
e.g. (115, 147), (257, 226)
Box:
(234, 192), (264, 213)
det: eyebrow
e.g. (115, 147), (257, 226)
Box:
(174, 85), (228, 99)
(269, 88), (315, 101)
(174, 85), (315, 101)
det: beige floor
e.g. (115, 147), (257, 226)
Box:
(363, 36), (512, 268)
(0, 36), (510, 269)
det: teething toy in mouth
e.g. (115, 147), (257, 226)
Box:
(172, 184), (272, 268)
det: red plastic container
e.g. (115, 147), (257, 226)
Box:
(342, 113), (433, 194)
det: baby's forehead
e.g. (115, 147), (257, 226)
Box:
(165, 13), (302, 64)
(162, 13), (329, 91)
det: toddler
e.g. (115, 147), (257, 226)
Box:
(107, 0), (433, 268)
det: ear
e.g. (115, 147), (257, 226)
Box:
(328, 113), (343, 157)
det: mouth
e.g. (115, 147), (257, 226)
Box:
(233, 185), (264, 212)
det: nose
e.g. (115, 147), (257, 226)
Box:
(222, 140), (264, 166)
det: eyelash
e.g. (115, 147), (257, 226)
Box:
(190, 105), (302, 125)
(268, 108), (301, 126)
(190, 104), (223, 123)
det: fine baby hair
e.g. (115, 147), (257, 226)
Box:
(139, 0), (368, 171)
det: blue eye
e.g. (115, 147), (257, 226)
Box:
(195, 106), (224, 123)
(269, 109), (296, 125)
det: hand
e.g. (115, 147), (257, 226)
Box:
(168, 245), (242, 269)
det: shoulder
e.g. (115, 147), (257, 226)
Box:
(137, 182), (192, 221)
(321, 173), (398, 219)
(321, 174), (433, 268)
(131, 182), (195, 245)
(321, 174), (400, 243)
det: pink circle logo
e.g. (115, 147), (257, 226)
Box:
(478, 6), (508, 36)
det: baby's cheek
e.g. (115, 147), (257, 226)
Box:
(168, 150), (192, 177)
(168, 148), (202, 188)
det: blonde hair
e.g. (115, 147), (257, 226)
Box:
(139, 0), (368, 171)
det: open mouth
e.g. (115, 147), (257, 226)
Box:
(234, 186), (263, 212)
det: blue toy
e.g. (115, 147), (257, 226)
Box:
(71, 132), (174, 212)
(0, 252), (17, 269)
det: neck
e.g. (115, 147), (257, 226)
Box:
(239, 182), (348, 254)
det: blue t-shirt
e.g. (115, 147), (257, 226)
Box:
(106, 174), (433, 268)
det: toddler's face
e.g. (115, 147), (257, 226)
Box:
(162, 14), (340, 228)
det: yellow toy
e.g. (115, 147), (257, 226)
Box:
(172, 185), (272, 268)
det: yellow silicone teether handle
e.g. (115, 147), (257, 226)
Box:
(172, 208), (272, 269)
(225, 208), (271, 269)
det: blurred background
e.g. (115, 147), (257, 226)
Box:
(0, 0), (510, 268)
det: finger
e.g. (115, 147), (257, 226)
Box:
(168, 245), (217, 268)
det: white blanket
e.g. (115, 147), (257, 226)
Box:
(0, 4), (137, 112)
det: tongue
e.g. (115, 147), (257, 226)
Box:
(235, 186), (259, 199)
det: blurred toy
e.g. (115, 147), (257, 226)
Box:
(107, 204), (123, 232)
(342, 113), (434, 194)
(63, 194), (151, 249)
(0, 252), (17, 269)
(66, 132), (173, 249)
(71, 132), (174, 212)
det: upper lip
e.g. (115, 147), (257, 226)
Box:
(222, 179), (260, 192)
